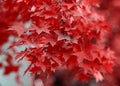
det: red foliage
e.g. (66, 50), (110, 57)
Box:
(96, 0), (120, 86)
(0, 0), (115, 85)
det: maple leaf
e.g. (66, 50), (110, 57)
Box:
(4, 64), (19, 75)
(8, 22), (27, 36)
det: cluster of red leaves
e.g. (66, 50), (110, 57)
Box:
(0, 0), (115, 84)
(0, 50), (21, 84)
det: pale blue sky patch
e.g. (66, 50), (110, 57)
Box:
(24, 20), (32, 29)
